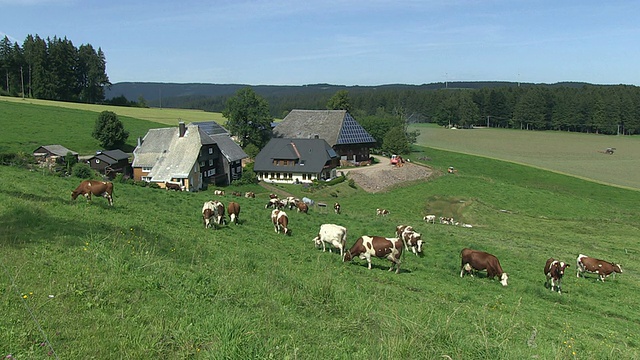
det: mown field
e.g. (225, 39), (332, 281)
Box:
(1, 145), (639, 359)
(411, 124), (640, 190)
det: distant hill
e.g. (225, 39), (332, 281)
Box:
(105, 81), (595, 104)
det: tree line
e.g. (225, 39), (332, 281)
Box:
(0, 34), (110, 103)
(167, 83), (640, 136)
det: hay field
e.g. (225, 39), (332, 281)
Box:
(411, 124), (640, 190)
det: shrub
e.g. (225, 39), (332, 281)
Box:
(72, 162), (93, 178)
(348, 179), (357, 189)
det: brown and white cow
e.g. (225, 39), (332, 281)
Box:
(313, 224), (347, 257)
(269, 193), (279, 199)
(296, 201), (309, 214)
(343, 236), (403, 273)
(334, 202), (341, 214)
(265, 198), (280, 209)
(544, 258), (570, 294)
(214, 189), (225, 196)
(245, 191), (255, 198)
(271, 209), (291, 235)
(460, 248), (508, 286)
(376, 208), (390, 216)
(227, 201), (240, 224)
(203, 200), (225, 226)
(576, 254), (622, 282)
(72, 180), (114, 206)
(395, 225), (423, 255)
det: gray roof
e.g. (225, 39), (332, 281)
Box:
(273, 110), (376, 146)
(254, 138), (337, 174)
(211, 134), (248, 162)
(34, 145), (78, 156)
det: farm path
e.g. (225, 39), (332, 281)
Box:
(341, 155), (435, 193)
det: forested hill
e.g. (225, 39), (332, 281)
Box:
(105, 81), (640, 135)
(106, 81), (592, 105)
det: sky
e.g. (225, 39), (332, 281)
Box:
(2, 0), (639, 86)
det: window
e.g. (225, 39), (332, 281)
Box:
(142, 167), (152, 172)
(209, 159), (213, 166)
(95, 159), (100, 164)
(141, 176), (151, 181)
(208, 148), (213, 154)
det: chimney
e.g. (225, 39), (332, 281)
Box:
(137, 137), (142, 147)
(179, 121), (186, 137)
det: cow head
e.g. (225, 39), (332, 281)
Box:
(558, 262), (570, 276)
(410, 233), (424, 256)
(613, 263), (623, 273)
(500, 273), (509, 287)
(343, 250), (353, 262)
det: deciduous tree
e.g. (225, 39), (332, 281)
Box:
(223, 87), (273, 149)
(92, 111), (129, 149)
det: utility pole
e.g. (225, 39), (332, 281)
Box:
(486, 115), (490, 128)
(20, 66), (25, 99)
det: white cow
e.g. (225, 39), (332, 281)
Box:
(312, 224), (347, 257)
(423, 215), (436, 224)
(395, 224), (423, 255)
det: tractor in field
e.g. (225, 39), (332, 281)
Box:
(390, 155), (405, 167)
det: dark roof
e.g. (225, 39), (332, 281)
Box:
(190, 121), (229, 136)
(254, 138), (337, 174)
(211, 134), (248, 162)
(273, 110), (376, 146)
(92, 149), (129, 162)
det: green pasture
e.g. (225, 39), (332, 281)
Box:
(1, 147), (639, 358)
(0, 96), (224, 126)
(411, 123), (640, 190)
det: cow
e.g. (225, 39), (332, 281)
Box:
(334, 202), (341, 214)
(165, 182), (182, 191)
(576, 254), (622, 282)
(423, 215), (436, 224)
(440, 216), (454, 225)
(231, 191), (242, 197)
(71, 180), (114, 206)
(343, 236), (403, 273)
(460, 248), (508, 286)
(296, 201), (309, 214)
(214, 189), (225, 196)
(245, 191), (255, 198)
(376, 208), (390, 216)
(302, 197), (314, 207)
(395, 225), (423, 255)
(312, 224), (347, 257)
(202, 208), (215, 229)
(227, 201), (240, 224)
(269, 193), (279, 199)
(203, 200), (225, 226)
(544, 258), (570, 294)
(271, 209), (291, 235)
(265, 198), (280, 209)
(285, 196), (299, 210)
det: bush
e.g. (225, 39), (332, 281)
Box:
(348, 179), (357, 189)
(233, 163), (258, 186)
(72, 163), (93, 178)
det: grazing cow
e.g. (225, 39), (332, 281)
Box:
(202, 201), (223, 229)
(395, 225), (423, 255)
(576, 254), (622, 282)
(231, 191), (242, 197)
(269, 193), (279, 199)
(439, 216), (454, 225)
(285, 196), (298, 210)
(423, 215), (436, 224)
(312, 224), (347, 257)
(334, 202), (341, 214)
(376, 208), (390, 216)
(544, 258), (570, 294)
(71, 180), (114, 206)
(296, 201), (309, 214)
(460, 248), (508, 286)
(165, 182), (182, 191)
(227, 201), (240, 224)
(245, 191), (255, 198)
(265, 198), (280, 209)
(343, 236), (403, 273)
(271, 209), (291, 235)
(214, 189), (225, 196)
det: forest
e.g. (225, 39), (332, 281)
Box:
(0, 35), (109, 103)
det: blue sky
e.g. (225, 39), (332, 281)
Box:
(2, 0), (639, 86)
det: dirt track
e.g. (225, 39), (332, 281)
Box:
(341, 155), (434, 193)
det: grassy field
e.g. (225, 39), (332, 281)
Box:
(1, 146), (639, 359)
(0, 96), (225, 126)
(411, 124), (640, 190)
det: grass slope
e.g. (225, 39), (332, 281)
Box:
(1, 149), (639, 359)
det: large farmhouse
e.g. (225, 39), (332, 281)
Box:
(253, 138), (339, 184)
(273, 110), (376, 164)
(132, 122), (247, 190)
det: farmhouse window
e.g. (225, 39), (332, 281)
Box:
(142, 167), (152, 172)
(208, 148), (213, 154)
(209, 159), (214, 166)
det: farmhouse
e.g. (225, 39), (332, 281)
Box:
(253, 138), (339, 184)
(273, 110), (376, 164)
(86, 149), (131, 179)
(132, 121), (247, 190)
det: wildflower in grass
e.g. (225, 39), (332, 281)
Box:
(22, 294), (27, 299)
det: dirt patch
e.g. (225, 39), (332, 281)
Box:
(341, 156), (435, 193)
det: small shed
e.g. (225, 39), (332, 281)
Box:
(33, 145), (78, 164)
(87, 149), (131, 178)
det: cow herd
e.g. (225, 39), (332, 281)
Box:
(71, 180), (624, 293)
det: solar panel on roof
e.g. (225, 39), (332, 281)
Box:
(336, 115), (376, 145)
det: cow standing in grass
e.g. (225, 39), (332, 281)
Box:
(343, 236), (403, 273)
(460, 248), (508, 286)
(313, 224), (347, 257)
(72, 180), (114, 206)
(228, 201), (240, 224)
(544, 258), (569, 294)
(576, 254), (622, 282)
(271, 209), (291, 235)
